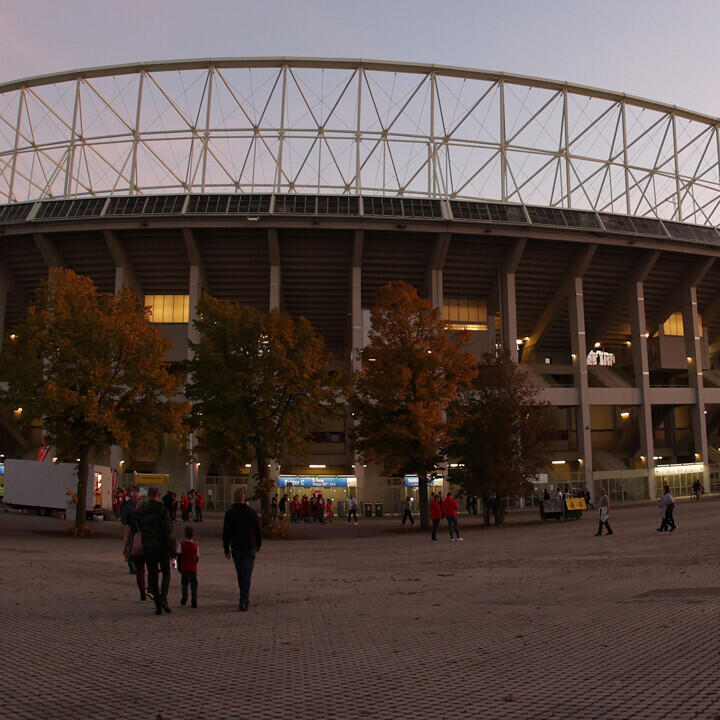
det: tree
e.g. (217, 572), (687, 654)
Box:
(351, 281), (477, 530)
(186, 296), (342, 521)
(0, 269), (188, 530)
(449, 349), (555, 525)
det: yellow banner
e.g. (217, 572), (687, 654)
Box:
(133, 472), (170, 485)
(565, 498), (587, 510)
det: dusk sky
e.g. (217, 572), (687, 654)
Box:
(2, 0), (719, 116)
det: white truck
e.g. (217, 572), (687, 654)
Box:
(2, 458), (112, 519)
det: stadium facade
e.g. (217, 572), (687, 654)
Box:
(2, 58), (720, 509)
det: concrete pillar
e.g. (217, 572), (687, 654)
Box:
(500, 272), (518, 355)
(429, 268), (443, 310)
(187, 264), (203, 357)
(682, 286), (709, 475)
(629, 280), (656, 497)
(0, 270), (6, 354)
(268, 229), (281, 310)
(186, 263), (205, 491)
(426, 233), (450, 310)
(351, 231), (364, 495)
(568, 276), (593, 491)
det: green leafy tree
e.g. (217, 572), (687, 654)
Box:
(352, 281), (477, 530)
(0, 268), (188, 530)
(449, 349), (555, 525)
(186, 296), (342, 520)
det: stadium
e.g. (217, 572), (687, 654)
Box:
(1, 57), (720, 510)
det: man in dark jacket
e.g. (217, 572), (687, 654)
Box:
(136, 486), (175, 615)
(223, 489), (262, 611)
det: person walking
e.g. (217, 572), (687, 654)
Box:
(326, 498), (333, 522)
(347, 495), (358, 524)
(223, 490), (262, 612)
(595, 487), (613, 536)
(177, 525), (199, 608)
(658, 484), (677, 532)
(162, 490), (174, 519)
(430, 494), (442, 541)
(120, 487), (141, 575)
(442, 492), (462, 541)
(301, 495), (310, 522)
(121, 488), (147, 601)
(187, 489), (195, 522)
(136, 486), (176, 615)
(180, 493), (189, 522)
(400, 497), (414, 525)
(194, 492), (204, 522)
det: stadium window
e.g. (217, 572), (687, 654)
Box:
(443, 298), (488, 331)
(144, 295), (190, 323)
(663, 312), (683, 336)
(660, 311), (703, 337)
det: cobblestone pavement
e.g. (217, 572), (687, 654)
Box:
(2, 500), (720, 720)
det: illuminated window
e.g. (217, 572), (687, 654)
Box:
(662, 312), (703, 337)
(144, 295), (190, 323)
(444, 299), (488, 331)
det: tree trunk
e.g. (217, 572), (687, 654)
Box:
(494, 496), (506, 525)
(74, 445), (90, 531)
(418, 470), (429, 530)
(481, 491), (491, 526)
(254, 445), (273, 525)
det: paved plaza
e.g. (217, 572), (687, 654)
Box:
(2, 500), (720, 720)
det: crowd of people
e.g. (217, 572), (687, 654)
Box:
(116, 479), (696, 615)
(276, 492), (337, 523)
(114, 487), (205, 523)
(120, 486), (260, 615)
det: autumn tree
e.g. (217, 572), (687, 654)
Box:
(449, 349), (555, 525)
(351, 281), (477, 530)
(186, 296), (342, 520)
(0, 268), (188, 530)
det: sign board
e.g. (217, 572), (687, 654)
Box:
(404, 475), (443, 487)
(565, 498), (587, 511)
(278, 476), (357, 488)
(133, 472), (170, 485)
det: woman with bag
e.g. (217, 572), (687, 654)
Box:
(121, 488), (147, 601)
(122, 515), (147, 601)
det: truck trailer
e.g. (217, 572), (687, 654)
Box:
(3, 458), (112, 519)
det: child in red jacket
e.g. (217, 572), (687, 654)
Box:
(177, 525), (199, 608)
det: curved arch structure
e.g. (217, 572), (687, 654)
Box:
(2, 58), (720, 225)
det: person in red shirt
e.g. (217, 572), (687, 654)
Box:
(177, 525), (199, 608)
(194, 492), (204, 522)
(430, 493), (443, 542)
(301, 495), (310, 522)
(442, 492), (462, 542)
(180, 493), (189, 522)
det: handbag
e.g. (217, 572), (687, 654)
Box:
(131, 530), (144, 556)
